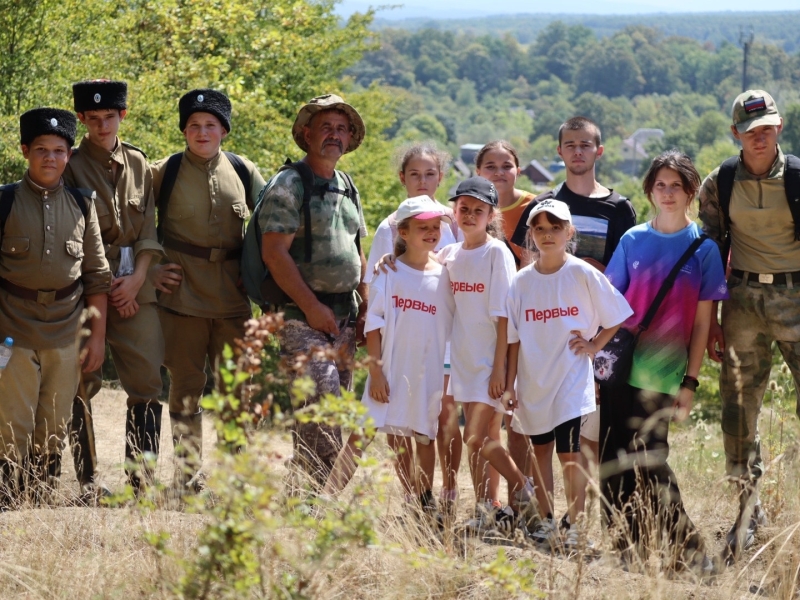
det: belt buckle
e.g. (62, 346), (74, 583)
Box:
(758, 273), (774, 284)
(209, 248), (226, 262)
(37, 290), (56, 305)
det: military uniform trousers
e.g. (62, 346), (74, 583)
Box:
(0, 342), (80, 462)
(279, 318), (355, 487)
(159, 309), (246, 415)
(720, 274), (800, 483)
(83, 302), (164, 407)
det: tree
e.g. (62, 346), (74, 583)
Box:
(574, 43), (644, 98)
(694, 110), (731, 148)
(781, 104), (800, 155)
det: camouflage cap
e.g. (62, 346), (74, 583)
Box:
(732, 90), (781, 133)
(292, 94), (365, 154)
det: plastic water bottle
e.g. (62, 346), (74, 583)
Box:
(0, 337), (13, 377)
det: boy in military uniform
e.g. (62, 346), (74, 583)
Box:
(0, 108), (111, 505)
(64, 80), (166, 496)
(151, 89), (265, 491)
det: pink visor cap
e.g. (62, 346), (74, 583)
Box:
(396, 195), (452, 222)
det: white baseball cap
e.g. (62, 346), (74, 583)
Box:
(396, 195), (452, 222)
(526, 199), (572, 226)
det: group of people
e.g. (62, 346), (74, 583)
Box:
(0, 81), (795, 575)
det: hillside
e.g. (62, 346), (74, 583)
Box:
(372, 11), (800, 52)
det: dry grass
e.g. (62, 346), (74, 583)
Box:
(0, 386), (797, 599)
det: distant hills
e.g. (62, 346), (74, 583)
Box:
(371, 11), (800, 52)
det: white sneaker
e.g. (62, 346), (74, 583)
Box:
(529, 517), (558, 548)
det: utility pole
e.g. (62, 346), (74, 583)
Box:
(740, 27), (754, 92)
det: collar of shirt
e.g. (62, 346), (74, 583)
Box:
(23, 172), (64, 199)
(80, 134), (124, 167)
(185, 147), (222, 170)
(736, 145), (785, 181)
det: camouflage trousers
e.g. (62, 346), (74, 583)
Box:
(279, 319), (355, 488)
(720, 274), (800, 483)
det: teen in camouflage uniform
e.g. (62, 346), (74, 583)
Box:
(699, 90), (799, 562)
(258, 94), (368, 487)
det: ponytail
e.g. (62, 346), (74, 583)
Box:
(393, 216), (412, 258)
(487, 208), (505, 240)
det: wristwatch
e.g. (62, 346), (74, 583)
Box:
(680, 375), (699, 392)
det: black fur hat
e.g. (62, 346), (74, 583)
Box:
(178, 89), (231, 132)
(20, 108), (77, 147)
(72, 80), (128, 112)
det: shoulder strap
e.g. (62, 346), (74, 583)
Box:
(0, 184), (19, 235)
(337, 170), (361, 254)
(784, 154), (800, 241)
(65, 187), (90, 218)
(639, 235), (707, 332)
(121, 141), (148, 159)
(716, 156), (739, 264)
(223, 151), (252, 207)
(156, 152), (184, 242)
(286, 160), (315, 263)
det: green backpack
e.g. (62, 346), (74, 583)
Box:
(241, 160), (358, 309)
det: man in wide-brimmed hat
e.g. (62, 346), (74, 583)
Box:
(257, 94), (368, 488)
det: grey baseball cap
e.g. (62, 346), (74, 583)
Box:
(732, 90), (781, 133)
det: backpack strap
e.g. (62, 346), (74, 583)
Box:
(715, 156), (739, 266)
(338, 170), (361, 254)
(223, 151), (252, 208)
(65, 187), (90, 218)
(784, 154), (800, 241)
(156, 152), (184, 243)
(285, 160), (316, 263)
(0, 184), (19, 235)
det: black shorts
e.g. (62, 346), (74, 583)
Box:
(529, 416), (582, 454)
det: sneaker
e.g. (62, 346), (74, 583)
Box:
(528, 516), (558, 549)
(559, 513), (570, 533)
(418, 490), (444, 530)
(723, 502), (768, 564)
(464, 501), (499, 532)
(493, 506), (519, 537)
(562, 523), (595, 554)
(514, 479), (540, 531)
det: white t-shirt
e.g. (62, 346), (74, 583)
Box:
(362, 260), (455, 439)
(438, 237), (517, 407)
(507, 255), (633, 436)
(364, 213), (459, 284)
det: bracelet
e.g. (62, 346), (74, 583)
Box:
(680, 375), (699, 392)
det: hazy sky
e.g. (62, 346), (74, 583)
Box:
(337, 0), (799, 19)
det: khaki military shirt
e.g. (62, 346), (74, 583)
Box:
(151, 149), (265, 319)
(0, 174), (111, 350)
(65, 135), (164, 303)
(699, 147), (800, 273)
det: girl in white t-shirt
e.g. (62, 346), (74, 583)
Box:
(501, 199), (632, 550)
(364, 142), (463, 510)
(324, 197), (455, 517)
(437, 176), (519, 528)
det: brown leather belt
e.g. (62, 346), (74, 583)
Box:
(731, 269), (800, 285)
(163, 236), (241, 262)
(0, 277), (80, 304)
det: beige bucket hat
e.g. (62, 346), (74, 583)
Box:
(292, 94), (365, 154)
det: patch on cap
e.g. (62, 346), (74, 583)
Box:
(197, 94), (204, 102)
(50, 118), (58, 127)
(744, 97), (767, 114)
(94, 93), (101, 103)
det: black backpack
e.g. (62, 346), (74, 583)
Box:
(156, 151), (252, 242)
(716, 154), (800, 264)
(0, 183), (89, 235)
(241, 160), (359, 308)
